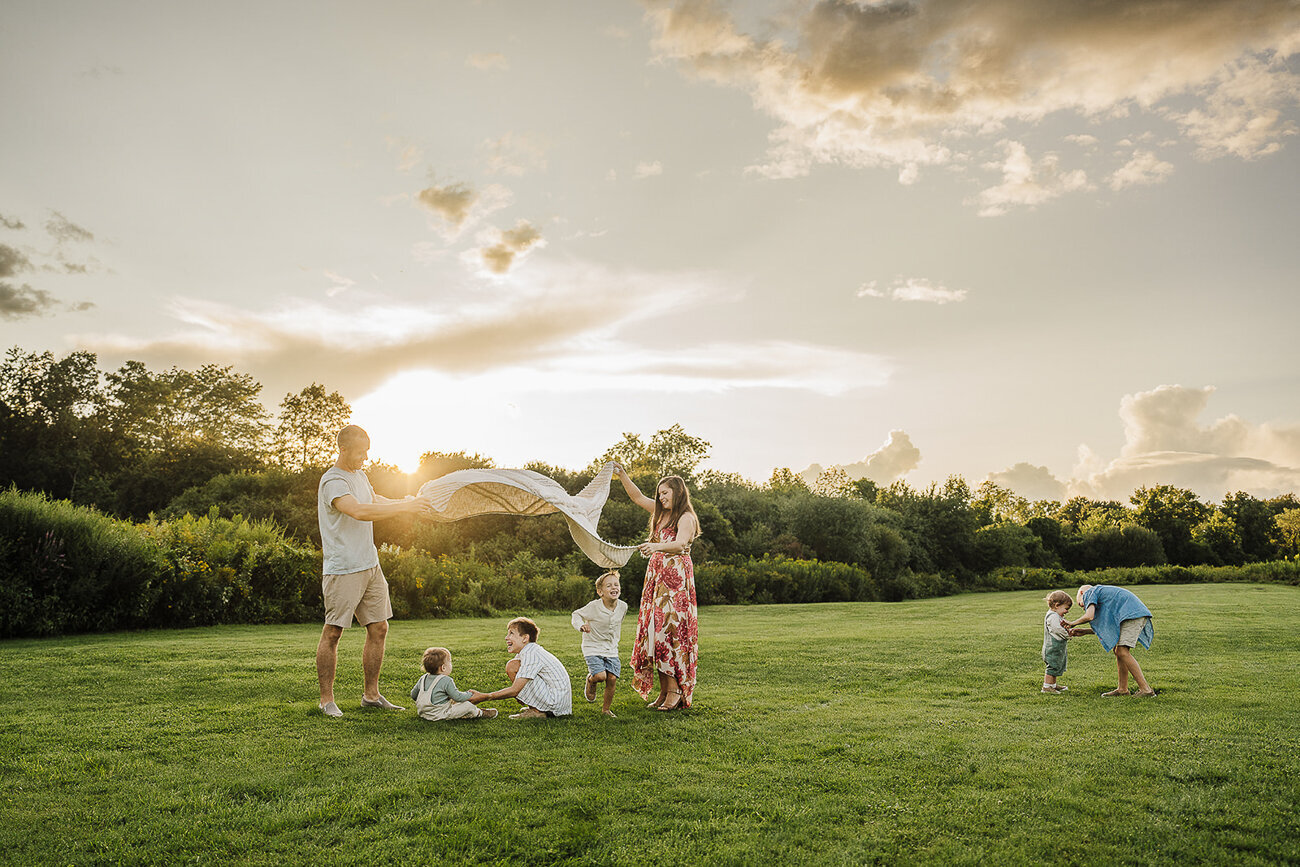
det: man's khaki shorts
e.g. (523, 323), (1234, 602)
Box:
(322, 564), (393, 628)
(1116, 616), (1150, 648)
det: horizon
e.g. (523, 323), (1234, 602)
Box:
(3, 0), (1298, 504)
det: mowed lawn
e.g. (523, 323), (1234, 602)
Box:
(2, 584), (1298, 866)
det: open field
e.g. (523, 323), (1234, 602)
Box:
(2, 584), (1298, 865)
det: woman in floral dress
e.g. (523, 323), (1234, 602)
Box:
(614, 466), (700, 711)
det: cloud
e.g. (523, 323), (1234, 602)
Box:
(0, 283), (59, 319)
(476, 220), (545, 274)
(414, 181), (512, 238)
(858, 277), (967, 304)
(481, 132), (548, 176)
(386, 137), (422, 172)
(0, 214), (24, 230)
(1109, 149), (1175, 190)
(1167, 53), (1300, 159)
(988, 462), (1066, 501)
(71, 260), (892, 404)
(634, 160), (664, 178)
(973, 141), (1090, 216)
(466, 52), (509, 71)
(0, 244), (33, 278)
(45, 211), (94, 244)
(645, 0), (1300, 197)
(1071, 384), (1300, 501)
(801, 429), (921, 485)
(322, 270), (356, 297)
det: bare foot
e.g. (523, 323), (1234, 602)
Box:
(508, 707), (547, 720)
(480, 708), (499, 718)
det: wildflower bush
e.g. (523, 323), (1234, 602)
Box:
(0, 488), (167, 637)
(138, 508), (321, 627)
(382, 546), (594, 620)
(0, 490), (319, 637)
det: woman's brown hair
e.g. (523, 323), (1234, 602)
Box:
(649, 475), (700, 541)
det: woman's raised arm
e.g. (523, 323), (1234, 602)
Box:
(613, 463), (655, 513)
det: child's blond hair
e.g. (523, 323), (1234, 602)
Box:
(1044, 590), (1072, 608)
(595, 570), (619, 591)
(422, 646), (450, 674)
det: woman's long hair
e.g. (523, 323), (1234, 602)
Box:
(649, 475), (699, 541)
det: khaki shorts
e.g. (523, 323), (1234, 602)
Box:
(322, 564), (393, 628)
(1116, 616), (1150, 648)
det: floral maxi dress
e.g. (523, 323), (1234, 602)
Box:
(629, 525), (698, 707)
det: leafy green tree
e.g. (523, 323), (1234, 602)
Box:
(1220, 492), (1279, 562)
(812, 466), (854, 498)
(876, 477), (979, 578)
(972, 481), (1030, 525)
(1130, 485), (1212, 565)
(1274, 508), (1300, 558)
(272, 384), (351, 470)
(1191, 510), (1244, 566)
(1025, 516), (1068, 563)
(107, 361), (269, 452)
(1076, 525), (1166, 569)
(595, 424), (711, 482)
(767, 467), (810, 495)
(972, 522), (1051, 572)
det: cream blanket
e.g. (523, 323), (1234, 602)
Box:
(415, 462), (637, 568)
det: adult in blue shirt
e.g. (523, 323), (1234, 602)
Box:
(1066, 584), (1156, 697)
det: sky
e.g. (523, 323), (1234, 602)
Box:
(3, 0), (1299, 504)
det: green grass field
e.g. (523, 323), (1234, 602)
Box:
(3, 584), (1298, 865)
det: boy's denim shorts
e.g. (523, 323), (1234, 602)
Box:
(584, 655), (621, 677)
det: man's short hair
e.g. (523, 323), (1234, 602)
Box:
(337, 424), (368, 449)
(507, 617), (539, 644)
(422, 646), (450, 674)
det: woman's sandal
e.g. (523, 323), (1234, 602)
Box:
(1101, 689), (1132, 697)
(646, 693), (665, 709)
(657, 690), (682, 711)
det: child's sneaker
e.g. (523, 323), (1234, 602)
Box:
(1041, 685), (1065, 694)
(1053, 684), (1068, 692)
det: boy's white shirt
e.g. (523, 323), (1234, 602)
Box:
(570, 597), (629, 657)
(1045, 610), (1070, 641)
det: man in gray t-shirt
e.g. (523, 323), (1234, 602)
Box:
(315, 425), (432, 718)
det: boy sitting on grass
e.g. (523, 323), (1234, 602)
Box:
(571, 570), (628, 717)
(470, 617), (573, 720)
(410, 646), (498, 721)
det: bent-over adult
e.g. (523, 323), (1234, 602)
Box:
(1066, 583), (1157, 697)
(614, 466), (699, 711)
(316, 425), (432, 717)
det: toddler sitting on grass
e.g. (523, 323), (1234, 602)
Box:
(410, 647), (497, 721)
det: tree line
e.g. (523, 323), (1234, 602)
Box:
(4, 347), (1300, 588)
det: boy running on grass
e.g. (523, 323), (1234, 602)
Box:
(571, 570), (628, 717)
(470, 617), (573, 719)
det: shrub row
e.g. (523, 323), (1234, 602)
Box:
(0, 489), (320, 638)
(4, 489), (1299, 638)
(975, 560), (1300, 594)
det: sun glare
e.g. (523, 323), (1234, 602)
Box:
(351, 370), (526, 473)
